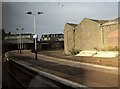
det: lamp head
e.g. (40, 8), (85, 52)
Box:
(22, 28), (24, 30)
(33, 34), (38, 39)
(38, 12), (43, 14)
(26, 11), (32, 14)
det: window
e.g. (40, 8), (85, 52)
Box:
(47, 35), (49, 37)
(56, 34), (58, 37)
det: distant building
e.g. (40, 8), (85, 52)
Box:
(64, 17), (119, 54)
(3, 32), (35, 52)
(40, 33), (64, 50)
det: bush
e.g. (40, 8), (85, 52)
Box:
(69, 48), (80, 55)
(94, 47), (100, 51)
(101, 46), (120, 51)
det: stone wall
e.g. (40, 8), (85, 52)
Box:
(64, 18), (118, 54)
(75, 18), (103, 51)
(102, 24), (118, 47)
(64, 23), (75, 54)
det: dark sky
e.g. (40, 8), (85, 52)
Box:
(2, 2), (118, 38)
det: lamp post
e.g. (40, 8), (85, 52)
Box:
(16, 28), (24, 54)
(26, 11), (43, 60)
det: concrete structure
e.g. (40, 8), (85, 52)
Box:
(75, 50), (118, 58)
(4, 33), (34, 44)
(3, 31), (35, 52)
(64, 17), (119, 54)
(40, 33), (64, 50)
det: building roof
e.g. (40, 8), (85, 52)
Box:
(67, 23), (78, 28)
(6, 33), (34, 36)
(41, 33), (63, 37)
(90, 17), (119, 26)
(65, 17), (119, 30)
(102, 17), (119, 26)
(4, 38), (33, 44)
(90, 19), (109, 25)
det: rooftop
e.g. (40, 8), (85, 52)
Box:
(67, 23), (78, 28)
(102, 17), (119, 26)
(90, 17), (119, 25)
(67, 17), (119, 27)
(90, 19), (109, 25)
(6, 33), (34, 36)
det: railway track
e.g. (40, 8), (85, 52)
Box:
(2, 60), (28, 88)
(2, 55), (42, 89)
(4, 67), (26, 89)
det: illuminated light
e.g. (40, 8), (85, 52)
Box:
(33, 34), (37, 38)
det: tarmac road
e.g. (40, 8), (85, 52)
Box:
(8, 53), (118, 88)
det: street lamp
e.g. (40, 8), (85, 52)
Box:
(16, 28), (24, 54)
(26, 11), (43, 60)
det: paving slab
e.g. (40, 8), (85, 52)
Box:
(76, 50), (118, 58)
(93, 51), (118, 58)
(76, 50), (97, 57)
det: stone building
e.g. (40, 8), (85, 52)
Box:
(64, 17), (119, 54)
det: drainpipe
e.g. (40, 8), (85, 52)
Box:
(100, 24), (104, 48)
(73, 29), (75, 49)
